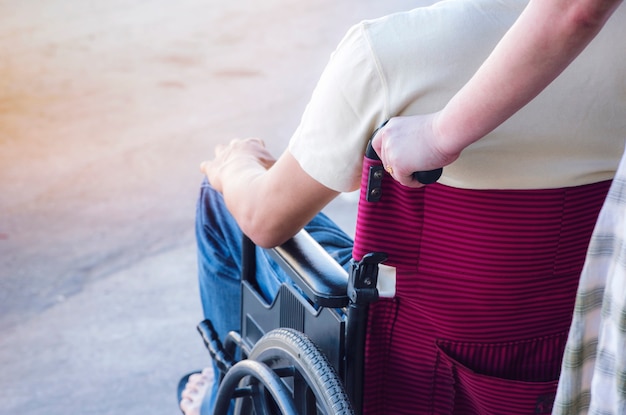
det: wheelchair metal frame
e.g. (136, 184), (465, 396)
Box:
(198, 230), (387, 414)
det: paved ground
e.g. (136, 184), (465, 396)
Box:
(0, 1), (429, 414)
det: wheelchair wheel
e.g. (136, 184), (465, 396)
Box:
(237, 328), (354, 415)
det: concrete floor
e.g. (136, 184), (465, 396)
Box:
(0, 1), (430, 414)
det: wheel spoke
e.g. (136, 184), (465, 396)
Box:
(293, 370), (317, 415)
(272, 365), (296, 378)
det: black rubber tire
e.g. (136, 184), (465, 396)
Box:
(239, 328), (354, 415)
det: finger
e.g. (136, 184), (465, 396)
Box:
(371, 125), (384, 159)
(377, 135), (392, 180)
(398, 172), (426, 189)
(199, 160), (211, 174)
(246, 137), (265, 146)
(214, 143), (226, 156)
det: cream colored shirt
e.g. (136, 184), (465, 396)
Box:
(288, 0), (626, 191)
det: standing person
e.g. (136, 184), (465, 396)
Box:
(553, 171), (626, 414)
(373, 0), (623, 185)
(372, 0), (625, 413)
(181, 0), (626, 414)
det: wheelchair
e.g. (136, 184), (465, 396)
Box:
(197, 232), (377, 415)
(191, 139), (443, 415)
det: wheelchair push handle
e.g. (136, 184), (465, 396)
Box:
(412, 168), (442, 185)
(368, 120), (443, 185)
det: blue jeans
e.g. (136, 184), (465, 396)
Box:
(195, 179), (354, 413)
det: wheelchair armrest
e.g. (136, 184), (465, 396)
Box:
(266, 230), (350, 308)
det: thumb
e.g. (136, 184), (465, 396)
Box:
(370, 119), (389, 160)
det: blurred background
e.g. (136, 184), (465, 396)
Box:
(0, 1), (430, 413)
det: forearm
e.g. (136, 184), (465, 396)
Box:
(206, 149), (287, 245)
(435, 0), (621, 156)
(209, 148), (339, 248)
(219, 159), (268, 235)
(219, 161), (298, 247)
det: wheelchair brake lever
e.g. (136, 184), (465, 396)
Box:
(197, 319), (237, 373)
(348, 252), (388, 304)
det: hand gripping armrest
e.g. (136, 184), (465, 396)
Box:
(266, 230), (350, 308)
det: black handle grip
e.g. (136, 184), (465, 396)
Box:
(412, 168), (443, 184)
(368, 120), (443, 185)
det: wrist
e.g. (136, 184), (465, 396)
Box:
(431, 111), (463, 167)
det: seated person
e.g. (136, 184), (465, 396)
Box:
(181, 0), (626, 414)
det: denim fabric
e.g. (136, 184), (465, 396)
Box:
(195, 179), (353, 413)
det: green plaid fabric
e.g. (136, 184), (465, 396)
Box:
(553, 162), (626, 415)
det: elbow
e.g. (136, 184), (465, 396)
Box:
(245, 231), (286, 250)
(567, 0), (620, 32)
(239, 217), (295, 249)
(232, 200), (301, 249)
